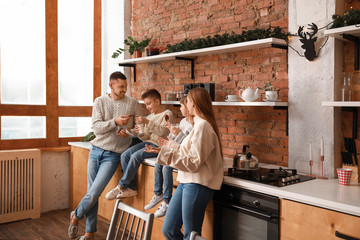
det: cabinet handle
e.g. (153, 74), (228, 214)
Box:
(335, 231), (360, 240)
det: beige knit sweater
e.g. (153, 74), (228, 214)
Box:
(139, 109), (173, 146)
(90, 95), (142, 153)
(157, 116), (224, 190)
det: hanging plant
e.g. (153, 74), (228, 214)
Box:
(164, 26), (289, 53)
(330, 9), (360, 29)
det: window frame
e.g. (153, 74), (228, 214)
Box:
(0, 0), (101, 150)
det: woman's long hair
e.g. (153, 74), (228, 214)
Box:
(188, 87), (223, 157)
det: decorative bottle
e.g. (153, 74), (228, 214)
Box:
(341, 72), (352, 101)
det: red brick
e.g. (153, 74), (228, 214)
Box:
(235, 135), (256, 143)
(222, 134), (235, 141)
(228, 127), (245, 134)
(223, 148), (237, 156)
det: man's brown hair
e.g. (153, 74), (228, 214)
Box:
(109, 71), (126, 81)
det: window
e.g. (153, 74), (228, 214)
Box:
(1, 116), (46, 140)
(58, 0), (94, 106)
(59, 117), (92, 138)
(0, 0), (45, 105)
(102, 0), (126, 95)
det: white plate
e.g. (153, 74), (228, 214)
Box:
(225, 99), (240, 102)
(263, 99), (281, 102)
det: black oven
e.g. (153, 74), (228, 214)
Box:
(213, 184), (279, 240)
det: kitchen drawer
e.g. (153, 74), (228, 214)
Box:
(280, 199), (360, 240)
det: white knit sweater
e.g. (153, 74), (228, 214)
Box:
(90, 95), (142, 153)
(139, 109), (173, 146)
(157, 116), (224, 190)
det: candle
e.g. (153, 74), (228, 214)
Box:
(320, 137), (324, 156)
(309, 143), (312, 160)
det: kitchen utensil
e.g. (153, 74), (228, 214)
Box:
(225, 95), (238, 101)
(233, 145), (259, 170)
(349, 138), (358, 165)
(337, 168), (353, 185)
(238, 87), (259, 102)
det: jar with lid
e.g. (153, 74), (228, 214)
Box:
(341, 72), (352, 101)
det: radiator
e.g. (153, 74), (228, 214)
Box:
(0, 149), (41, 224)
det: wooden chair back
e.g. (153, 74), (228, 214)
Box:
(106, 199), (154, 240)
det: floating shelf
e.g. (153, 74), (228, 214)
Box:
(140, 100), (288, 107)
(117, 38), (287, 65)
(322, 101), (360, 107)
(324, 25), (360, 40)
(322, 101), (360, 138)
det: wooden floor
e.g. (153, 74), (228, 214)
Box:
(0, 209), (110, 240)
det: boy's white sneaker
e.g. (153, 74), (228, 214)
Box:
(144, 194), (163, 210)
(116, 188), (138, 198)
(106, 185), (122, 200)
(154, 201), (168, 218)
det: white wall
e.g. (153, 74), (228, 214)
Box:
(288, 0), (344, 178)
(41, 151), (69, 213)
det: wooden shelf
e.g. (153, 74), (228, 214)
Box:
(140, 100), (288, 107)
(117, 38), (287, 65)
(324, 25), (360, 40)
(322, 101), (360, 107)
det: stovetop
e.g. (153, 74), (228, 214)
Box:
(227, 167), (316, 187)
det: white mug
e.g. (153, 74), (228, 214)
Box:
(225, 95), (238, 101)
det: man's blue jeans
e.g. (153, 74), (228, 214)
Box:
(119, 141), (158, 190)
(154, 162), (173, 202)
(74, 145), (120, 233)
(162, 183), (214, 240)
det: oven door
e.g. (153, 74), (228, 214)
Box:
(213, 187), (279, 240)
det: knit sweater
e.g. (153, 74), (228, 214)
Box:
(157, 116), (224, 190)
(90, 95), (142, 153)
(139, 109), (173, 146)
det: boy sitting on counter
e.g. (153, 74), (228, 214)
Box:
(106, 89), (174, 199)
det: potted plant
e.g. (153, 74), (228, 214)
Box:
(258, 82), (279, 101)
(112, 36), (151, 58)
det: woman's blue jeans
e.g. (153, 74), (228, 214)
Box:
(162, 183), (214, 240)
(74, 145), (120, 233)
(154, 162), (173, 202)
(119, 141), (158, 190)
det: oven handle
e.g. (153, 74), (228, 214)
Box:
(335, 231), (360, 240)
(215, 200), (279, 219)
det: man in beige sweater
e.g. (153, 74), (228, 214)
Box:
(106, 89), (173, 199)
(68, 71), (142, 240)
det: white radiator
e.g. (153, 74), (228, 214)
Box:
(0, 149), (41, 223)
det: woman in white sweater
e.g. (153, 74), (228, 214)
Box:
(146, 87), (223, 240)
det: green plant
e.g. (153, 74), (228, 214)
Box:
(112, 36), (151, 58)
(330, 9), (360, 29)
(257, 82), (278, 91)
(164, 27), (290, 53)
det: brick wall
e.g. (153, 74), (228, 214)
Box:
(130, 0), (289, 165)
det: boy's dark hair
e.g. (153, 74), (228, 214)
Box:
(109, 71), (126, 81)
(141, 89), (161, 101)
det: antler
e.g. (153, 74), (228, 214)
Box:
(298, 26), (306, 39)
(307, 23), (318, 38)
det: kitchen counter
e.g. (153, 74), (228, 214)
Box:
(68, 142), (360, 217)
(134, 156), (360, 217)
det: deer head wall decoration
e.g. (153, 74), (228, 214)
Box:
(298, 23), (318, 61)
